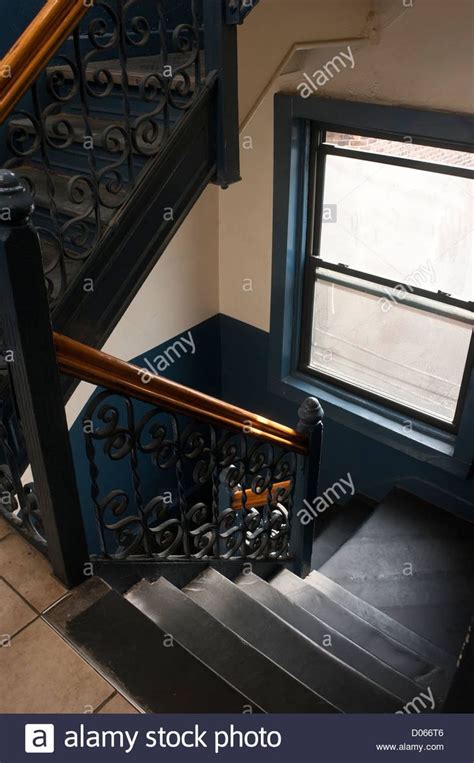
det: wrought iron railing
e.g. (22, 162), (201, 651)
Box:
(0, 417), (45, 550)
(0, 0), (316, 585)
(0, 168), (323, 584)
(81, 392), (298, 561)
(0, 0), (244, 563)
(53, 331), (315, 564)
(4, 0), (205, 304)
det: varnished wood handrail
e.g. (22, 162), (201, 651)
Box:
(0, 0), (90, 123)
(231, 480), (291, 510)
(54, 333), (308, 454)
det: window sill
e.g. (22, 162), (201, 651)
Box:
(270, 370), (471, 480)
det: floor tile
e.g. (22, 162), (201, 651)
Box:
(0, 533), (66, 611)
(0, 619), (114, 713)
(98, 694), (139, 714)
(0, 579), (36, 638)
(0, 515), (12, 540)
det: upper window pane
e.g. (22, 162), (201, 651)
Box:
(319, 154), (474, 303)
(325, 132), (474, 170)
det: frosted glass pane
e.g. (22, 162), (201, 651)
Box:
(309, 280), (472, 423)
(320, 155), (474, 302)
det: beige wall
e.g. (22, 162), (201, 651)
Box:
(219, 0), (474, 331)
(236, 0), (372, 123)
(64, 0), (474, 428)
(65, 185), (219, 426)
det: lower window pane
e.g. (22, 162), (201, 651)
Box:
(309, 279), (473, 424)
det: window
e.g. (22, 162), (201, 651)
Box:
(300, 129), (474, 430)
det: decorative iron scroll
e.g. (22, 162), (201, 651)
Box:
(82, 389), (298, 561)
(0, 417), (45, 550)
(5, 0), (204, 304)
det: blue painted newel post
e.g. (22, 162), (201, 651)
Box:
(0, 169), (88, 587)
(291, 396), (324, 577)
(203, 0), (241, 188)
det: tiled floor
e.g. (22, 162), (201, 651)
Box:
(0, 517), (138, 714)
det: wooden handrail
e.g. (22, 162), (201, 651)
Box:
(231, 480), (291, 510)
(54, 333), (308, 454)
(0, 0), (90, 123)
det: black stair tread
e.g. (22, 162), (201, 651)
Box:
(312, 495), (375, 569)
(235, 572), (425, 703)
(46, 578), (257, 713)
(270, 568), (451, 704)
(307, 570), (456, 672)
(319, 488), (474, 655)
(184, 568), (408, 713)
(126, 576), (330, 713)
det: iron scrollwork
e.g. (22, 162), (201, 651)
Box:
(5, 0), (204, 304)
(82, 389), (297, 561)
(0, 420), (45, 549)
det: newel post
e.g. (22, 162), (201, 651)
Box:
(0, 169), (88, 587)
(203, 0), (241, 187)
(291, 396), (324, 578)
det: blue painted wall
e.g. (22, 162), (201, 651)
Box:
(69, 315), (221, 553)
(0, 2), (43, 56)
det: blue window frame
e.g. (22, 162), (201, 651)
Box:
(269, 94), (474, 478)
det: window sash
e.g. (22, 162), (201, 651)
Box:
(300, 126), (474, 431)
(313, 257), (474, 314)
(321, 143), (474, 181)
(303, 272), (474, 431)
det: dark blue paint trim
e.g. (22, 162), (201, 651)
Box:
(285, 93), (474, 150)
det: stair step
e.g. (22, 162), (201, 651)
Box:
(236, 572), (425, 703)
(271, 568), (452, 705)
(126, 576), (330, 712)
(47, 578), (257, 713)
(307, 570), (456, 671)
(184, 568), (406, 713)
(319, 488), (474, 655)
(312, 495), (375, 569)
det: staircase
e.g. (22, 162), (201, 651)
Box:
(0, 0), (472, 717)
(42, 486), (474, 714)
(0, 0), (248, 536)
(317, 489), (474, 657)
